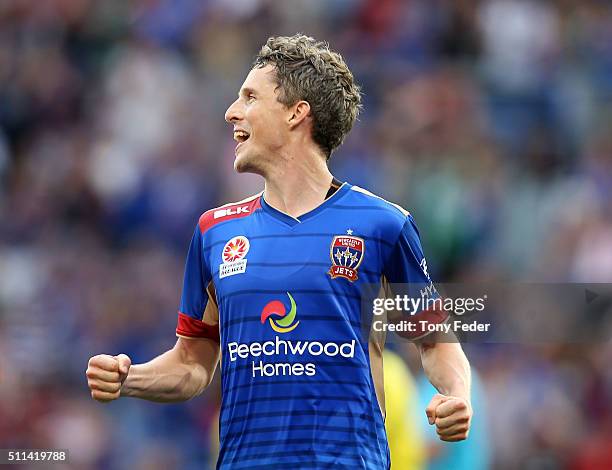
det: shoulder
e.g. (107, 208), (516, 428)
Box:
(348, 185), (410, 217)
(346, 185), (411, 230)
(198, 192), (262, 234)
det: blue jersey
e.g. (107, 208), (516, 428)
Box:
(176, 183), (437, 469)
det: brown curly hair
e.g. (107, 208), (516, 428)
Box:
(253, 34), (362, 159)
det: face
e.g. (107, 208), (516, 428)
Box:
(225, 65), (291, 173)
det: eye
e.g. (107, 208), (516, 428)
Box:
(247, 94), (256, 102)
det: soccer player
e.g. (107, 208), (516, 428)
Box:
(86, 34), (472, 469)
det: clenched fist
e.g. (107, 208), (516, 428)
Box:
(425, 393), (472, 442)
(86, 354), (131, 403)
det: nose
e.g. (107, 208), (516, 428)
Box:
(225, 98), (243, 124)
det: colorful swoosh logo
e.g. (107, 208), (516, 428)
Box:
(260, 292), (299, 333)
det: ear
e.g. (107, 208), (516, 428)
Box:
(287, 100), (311, 130)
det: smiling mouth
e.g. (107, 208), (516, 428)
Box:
(233, 130), (250, 144)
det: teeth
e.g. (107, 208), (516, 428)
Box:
(233, 130), (250, 142)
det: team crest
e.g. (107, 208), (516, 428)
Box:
(328, 235), (365, 282)
(220, 235), (249, 279)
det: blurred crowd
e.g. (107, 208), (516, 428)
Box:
(0, 0), (611, 468)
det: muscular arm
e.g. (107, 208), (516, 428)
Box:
(120, 337), (220, 402)
(416, 337), (471, 400)
(416, 333), (472, 441)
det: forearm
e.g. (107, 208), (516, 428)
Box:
(418, 339), (471, 401)
(121, 343), (215, 402)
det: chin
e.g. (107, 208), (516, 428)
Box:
(234, 150), (259, 174)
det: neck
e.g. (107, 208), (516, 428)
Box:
(263, 147), (334, 218)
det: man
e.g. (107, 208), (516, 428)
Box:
(383, 349), (426, 469)
(86, 34), (472, 469)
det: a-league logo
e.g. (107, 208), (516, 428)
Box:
(219, 235), (249, 279)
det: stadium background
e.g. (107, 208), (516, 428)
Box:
(0, 0), (611, 468)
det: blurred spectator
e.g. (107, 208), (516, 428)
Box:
(384, 349), (426, 469)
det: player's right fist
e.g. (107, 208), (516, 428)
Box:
(86, 354), (131, 403)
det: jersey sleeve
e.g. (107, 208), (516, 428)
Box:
(383, 215), (447, 339)
(383, 215), (434, 287)
(176, 225), (220, 341)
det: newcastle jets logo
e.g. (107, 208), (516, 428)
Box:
(219, 235), (249, 279)
(328, 235), (365, 282)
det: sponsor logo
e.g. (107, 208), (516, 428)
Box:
(418, 257), (438, 298)
(214, 205), (250, 219)
(328, 235), (365, 282)
(219, 236), (249, 278)
(227, 336), (356, 378)
(226, 293), (356, 378)
(420, 257), (431, 281)
(260, 292), (299, 333)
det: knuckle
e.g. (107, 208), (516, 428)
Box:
(90, 355), (103, 365)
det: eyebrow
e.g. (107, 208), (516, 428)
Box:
(239, 87), (256, 98)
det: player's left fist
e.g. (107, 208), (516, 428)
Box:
(425, 393), (472, 442)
